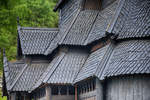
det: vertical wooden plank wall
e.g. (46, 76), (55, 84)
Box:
(106, 75), (150, 100)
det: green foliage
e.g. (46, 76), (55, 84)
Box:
(0, 0), (58, 71)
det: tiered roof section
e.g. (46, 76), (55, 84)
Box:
(18, 27), (59, 55)
(109, 0), (150, 39)
(104, 40), (150, 78)
(3, 0), (150, 94)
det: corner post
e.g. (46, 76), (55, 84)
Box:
(96, 78), (103, 100)
(46, 85), (51, 100)
(75, 85), (78, 100)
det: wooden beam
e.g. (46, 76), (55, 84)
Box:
(46, 86), (51, 100)
(96, 78), (103, 100)
(75, 85), (78, 100)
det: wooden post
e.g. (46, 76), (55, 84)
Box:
(75, 85), (78, 100)
(96, 78), (103, 100)
(10, 93), (16, 100)
(46, 86), (51, 100)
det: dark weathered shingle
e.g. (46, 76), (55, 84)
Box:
(3, 53), (25, 91)
(3, 57), (26, 91)
(75, 45), (109, 82)
(12, 61), (49, 92)
(31, 52), (65, 91)
(104, 40), (150, 78)
(18, 27), (58, 55)
(44, 11), (79, 55)
(44, 49), (88, 84)
(85, 1), (118, 44)
(45, 2), (119, 54)
(111, 0), (150, 39)
(62, 10), (99, 45)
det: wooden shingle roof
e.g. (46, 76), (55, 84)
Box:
(18, 27), (59, 55)
(109, 0), (150, 39)
(11, 61), (49, 92)
(75, 45), (110, 82)
(103, 40), (150, 78)
(44, 49), (88, 84)
(3, 56), (26, 91)
(45, 1), (118, 54)
(31, 48), (88, 91)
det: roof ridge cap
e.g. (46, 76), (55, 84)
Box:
(9, 64), (28, 91)
(84, 11), (99, 45)
(20, 27), (59, 31)
(43, 52), (66, 83)
(95, 42), (115, 80)
(107, 0), (125, 33)
(73, 52), (90, 84)
(59, 9), (81, 44)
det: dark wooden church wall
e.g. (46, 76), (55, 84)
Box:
(106, 75), (150, 100)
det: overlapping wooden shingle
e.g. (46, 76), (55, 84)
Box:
(85, 1), (118, 44)
(62, 10), (99, 45)
(12, 61), (49, 92)
(111, 0), (150, 39)
(3, 55), (26, 91)
(44, 48), (88, 84)
(18, 27), (58, 55)
(75, 45), (109, 83)
(104, 40), (150, 78)
(31, 52), (66, 91)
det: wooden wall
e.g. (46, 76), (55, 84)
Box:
(78, 78), (103, 100)
(52, 95), (74, 100)
(106, 75), (150, 100)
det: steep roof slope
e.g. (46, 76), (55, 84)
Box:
(45, 49), (88, 84)
(45, 1), (118, 54)
(103, 40), (150, 78)
(18, 27), (58, 55)
(109, 0), (150, 39)
(31, 48), (88, 91)
(11, 60), (49, 92)
(62, 1), (118, 45)
(75, 45), (110, 82)
(3, 56), (26, 91)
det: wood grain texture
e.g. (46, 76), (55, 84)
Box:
(106, 75), (150, 100)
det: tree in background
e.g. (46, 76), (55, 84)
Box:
(0, 0), (58, 71)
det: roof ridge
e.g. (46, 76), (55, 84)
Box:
(43, 52), (66, 83)
(107, 0), (125, 33)
(95, 42), (115, 80)
(84, 11), (99, 45)
(59, 9), (81, 44)
(43, 31), (59, 54)
(9, 64), (28, 91)
(73, 52), (91, 83)
(20, 27), (59, 31)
